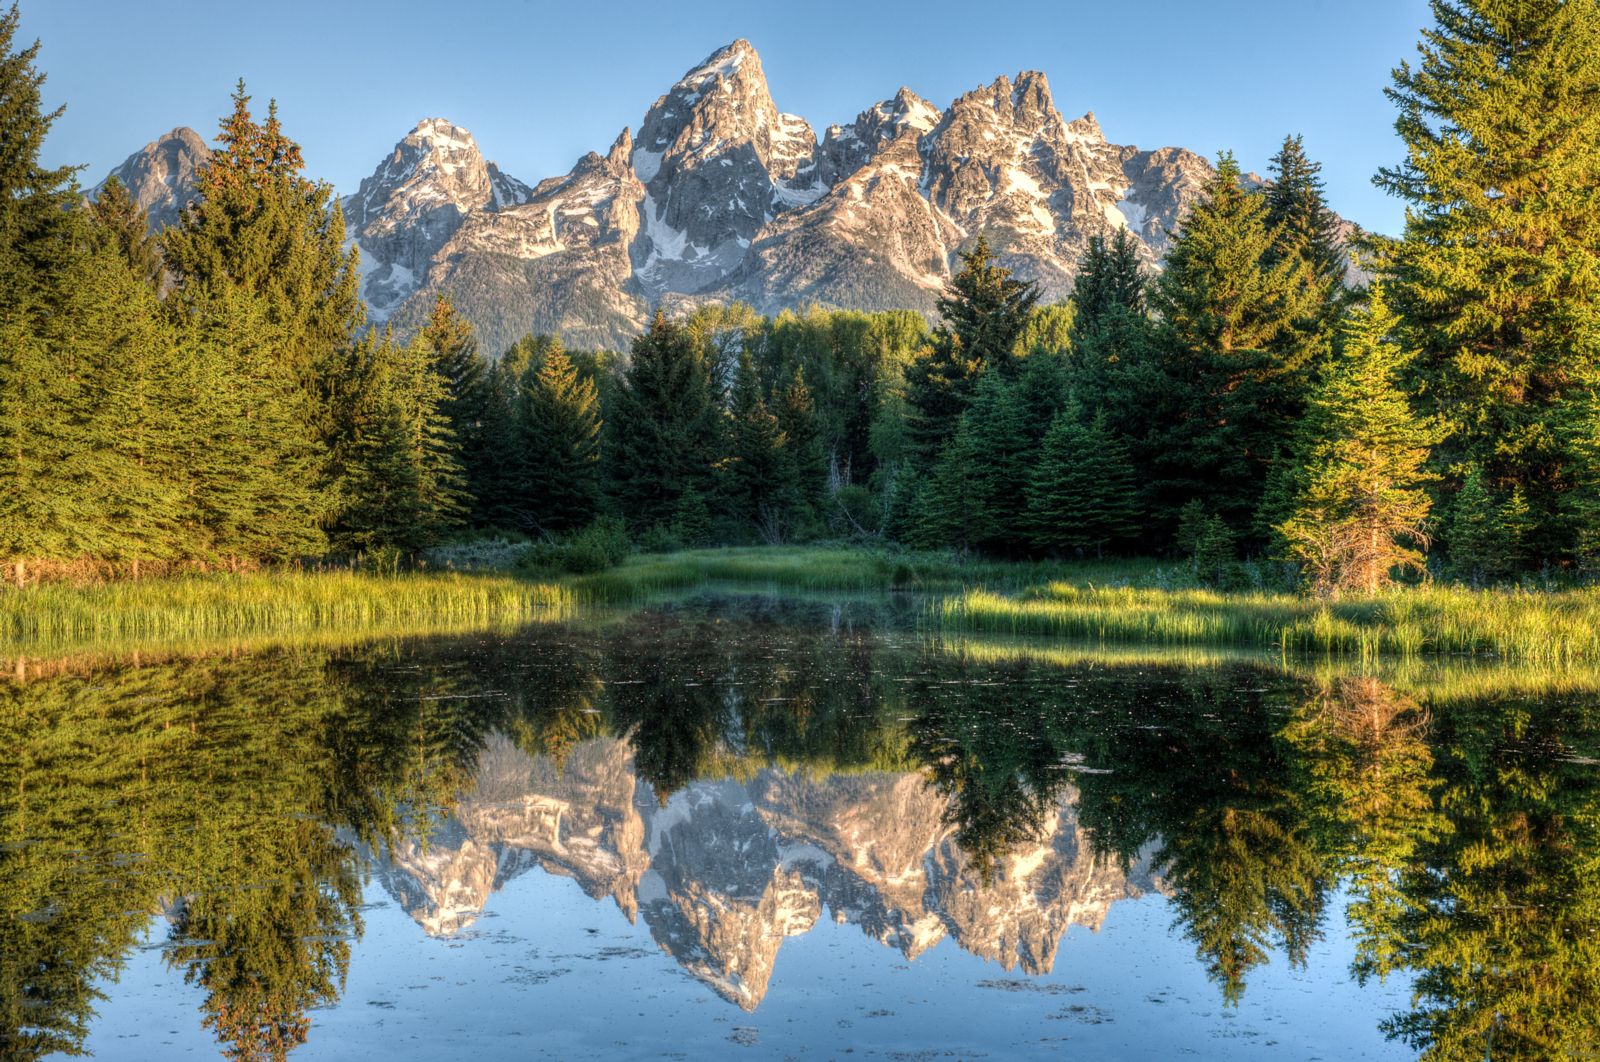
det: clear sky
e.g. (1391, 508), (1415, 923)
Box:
(22, 0), (1432, 234)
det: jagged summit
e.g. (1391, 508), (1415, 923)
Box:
(364, 734), (1161, 1012)
(99, 36), (1346, 351)
(91, 126), (210, 230)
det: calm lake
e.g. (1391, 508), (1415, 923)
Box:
(5, 594), (1598, 1060)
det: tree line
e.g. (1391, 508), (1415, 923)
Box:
(1, 0), (1597, 594)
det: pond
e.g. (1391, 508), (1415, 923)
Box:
(4, 594), (1598, 1059)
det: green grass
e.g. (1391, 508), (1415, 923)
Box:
(0, 569), (575, 659)
(934, 581), (1600, 663)
(6, 546), (1599, 665)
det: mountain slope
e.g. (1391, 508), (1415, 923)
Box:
(98, 38), (1355, 352)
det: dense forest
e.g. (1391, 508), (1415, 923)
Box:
(1, 0), (1597, 596)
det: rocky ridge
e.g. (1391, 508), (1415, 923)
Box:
(367, 734), (1161, 1011)
(99, 38), (1338, 352)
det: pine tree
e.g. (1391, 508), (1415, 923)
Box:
(1148, 152), (1311, 531)
(0, 4), (79, 313)
(961, 372), (1032, 554)
(1264, 135), (1345, 293)
(333, 332), (467, 554)
(1070, 229), (1146, 338)
(416, 295), (493, 522)
(774, 366), (828, 524)
(905, 236), (1037, 463)
(725, 354), (796, 542)
(1025, 407), (1141, 557)
(1276, 292), (1441, 596)
(86, 176), (162, 289)
(1444, 464), (1527, 585)
(1377, 0), (1600, 565)
(606, 313), (725, 532)
(43, 233), (187, 575)
(522, 341), (602, 534)
(162, 83), (366, 459)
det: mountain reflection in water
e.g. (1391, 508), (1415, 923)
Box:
(3, 595), (1599, 1060)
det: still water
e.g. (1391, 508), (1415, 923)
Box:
(4, 595), (1598, 1060)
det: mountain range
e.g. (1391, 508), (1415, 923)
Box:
(358, 733), (1162, 1012)
(98, 38), (1338, 354)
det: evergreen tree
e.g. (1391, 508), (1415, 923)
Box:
(522, 340), (602, 533)
(162, 83), (366, 460)
(1444, 464), (1528, 585)
(913, 419), (982, 553)
(774, 366), (828, 524)
(85, 175), (162, 289)
(0, 4), (78, 313)
(724, 354), (797, 542)
(1025, 406), (1141, 557)
(44, 232), (188, 575)
(333, 332), (467, 554)
(1148, 152), (1311, 531)
(416, 295), (494, 522)
(1263, 135), (1345, 293)
(960, 372), (1032, 553)
(606, 313), (725, 532)
(176, 285), (329, 565)
(1070, 229), (1146, 338)
(1276, 293), (1441, 596)
(1377, 0), (1600, 565)
(905, 236), (1037, 462)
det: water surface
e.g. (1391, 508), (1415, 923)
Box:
(5, 595), (1598, 1059)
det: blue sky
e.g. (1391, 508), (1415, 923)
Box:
(23, 0), (1432, 234)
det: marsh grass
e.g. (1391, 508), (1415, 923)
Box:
(936, 632), (1600, 700)
(6, 546), (1598, 664)
(0, 570), (575, 657)
(935, 582), (1600, 663)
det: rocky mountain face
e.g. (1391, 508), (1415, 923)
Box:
(366, 733), (1161, 1011)
(98, 38), (1331, 352)
(91, 127), (211, 230)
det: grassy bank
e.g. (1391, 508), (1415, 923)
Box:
(934, 582), (1600, 664)
(5, 547), (1598, 664)
(0, 570), (576, 658)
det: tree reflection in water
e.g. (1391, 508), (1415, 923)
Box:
(2, 597), (1598, 1059)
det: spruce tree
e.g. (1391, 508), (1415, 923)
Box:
(0, 4), (78, 313)
(1025, 407), (1141, 557)
(1444, 465), (1527, 585)
(522, 341), (602, 534)
(1377, 0), (1600, 565)
(44, 233), (187, 575)
(333, 331), (467, 554)
(774, 366), (828, 525)
(1067, 229), (1160, 445)
(905, 236), (1037, 463)
(1148, 152), (1311, 531)
(417, 295), (493, 521)
(725, 354), (795, 542)
(1264, 135), (1345, 292)
(1276, 292), (1441, 595)
(162, 83), (366, 458)
(1070, 229), (1146, 338)
(86, 176), (162, 289)
(606, 313), (725, 533)
(960, 372), (1032, 554)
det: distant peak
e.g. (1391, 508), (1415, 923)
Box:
(607, 127), (634, 170)
(1066, 110), (1104, 141)
(407, 118), (479, 150)
(676, 38), (762, 88)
